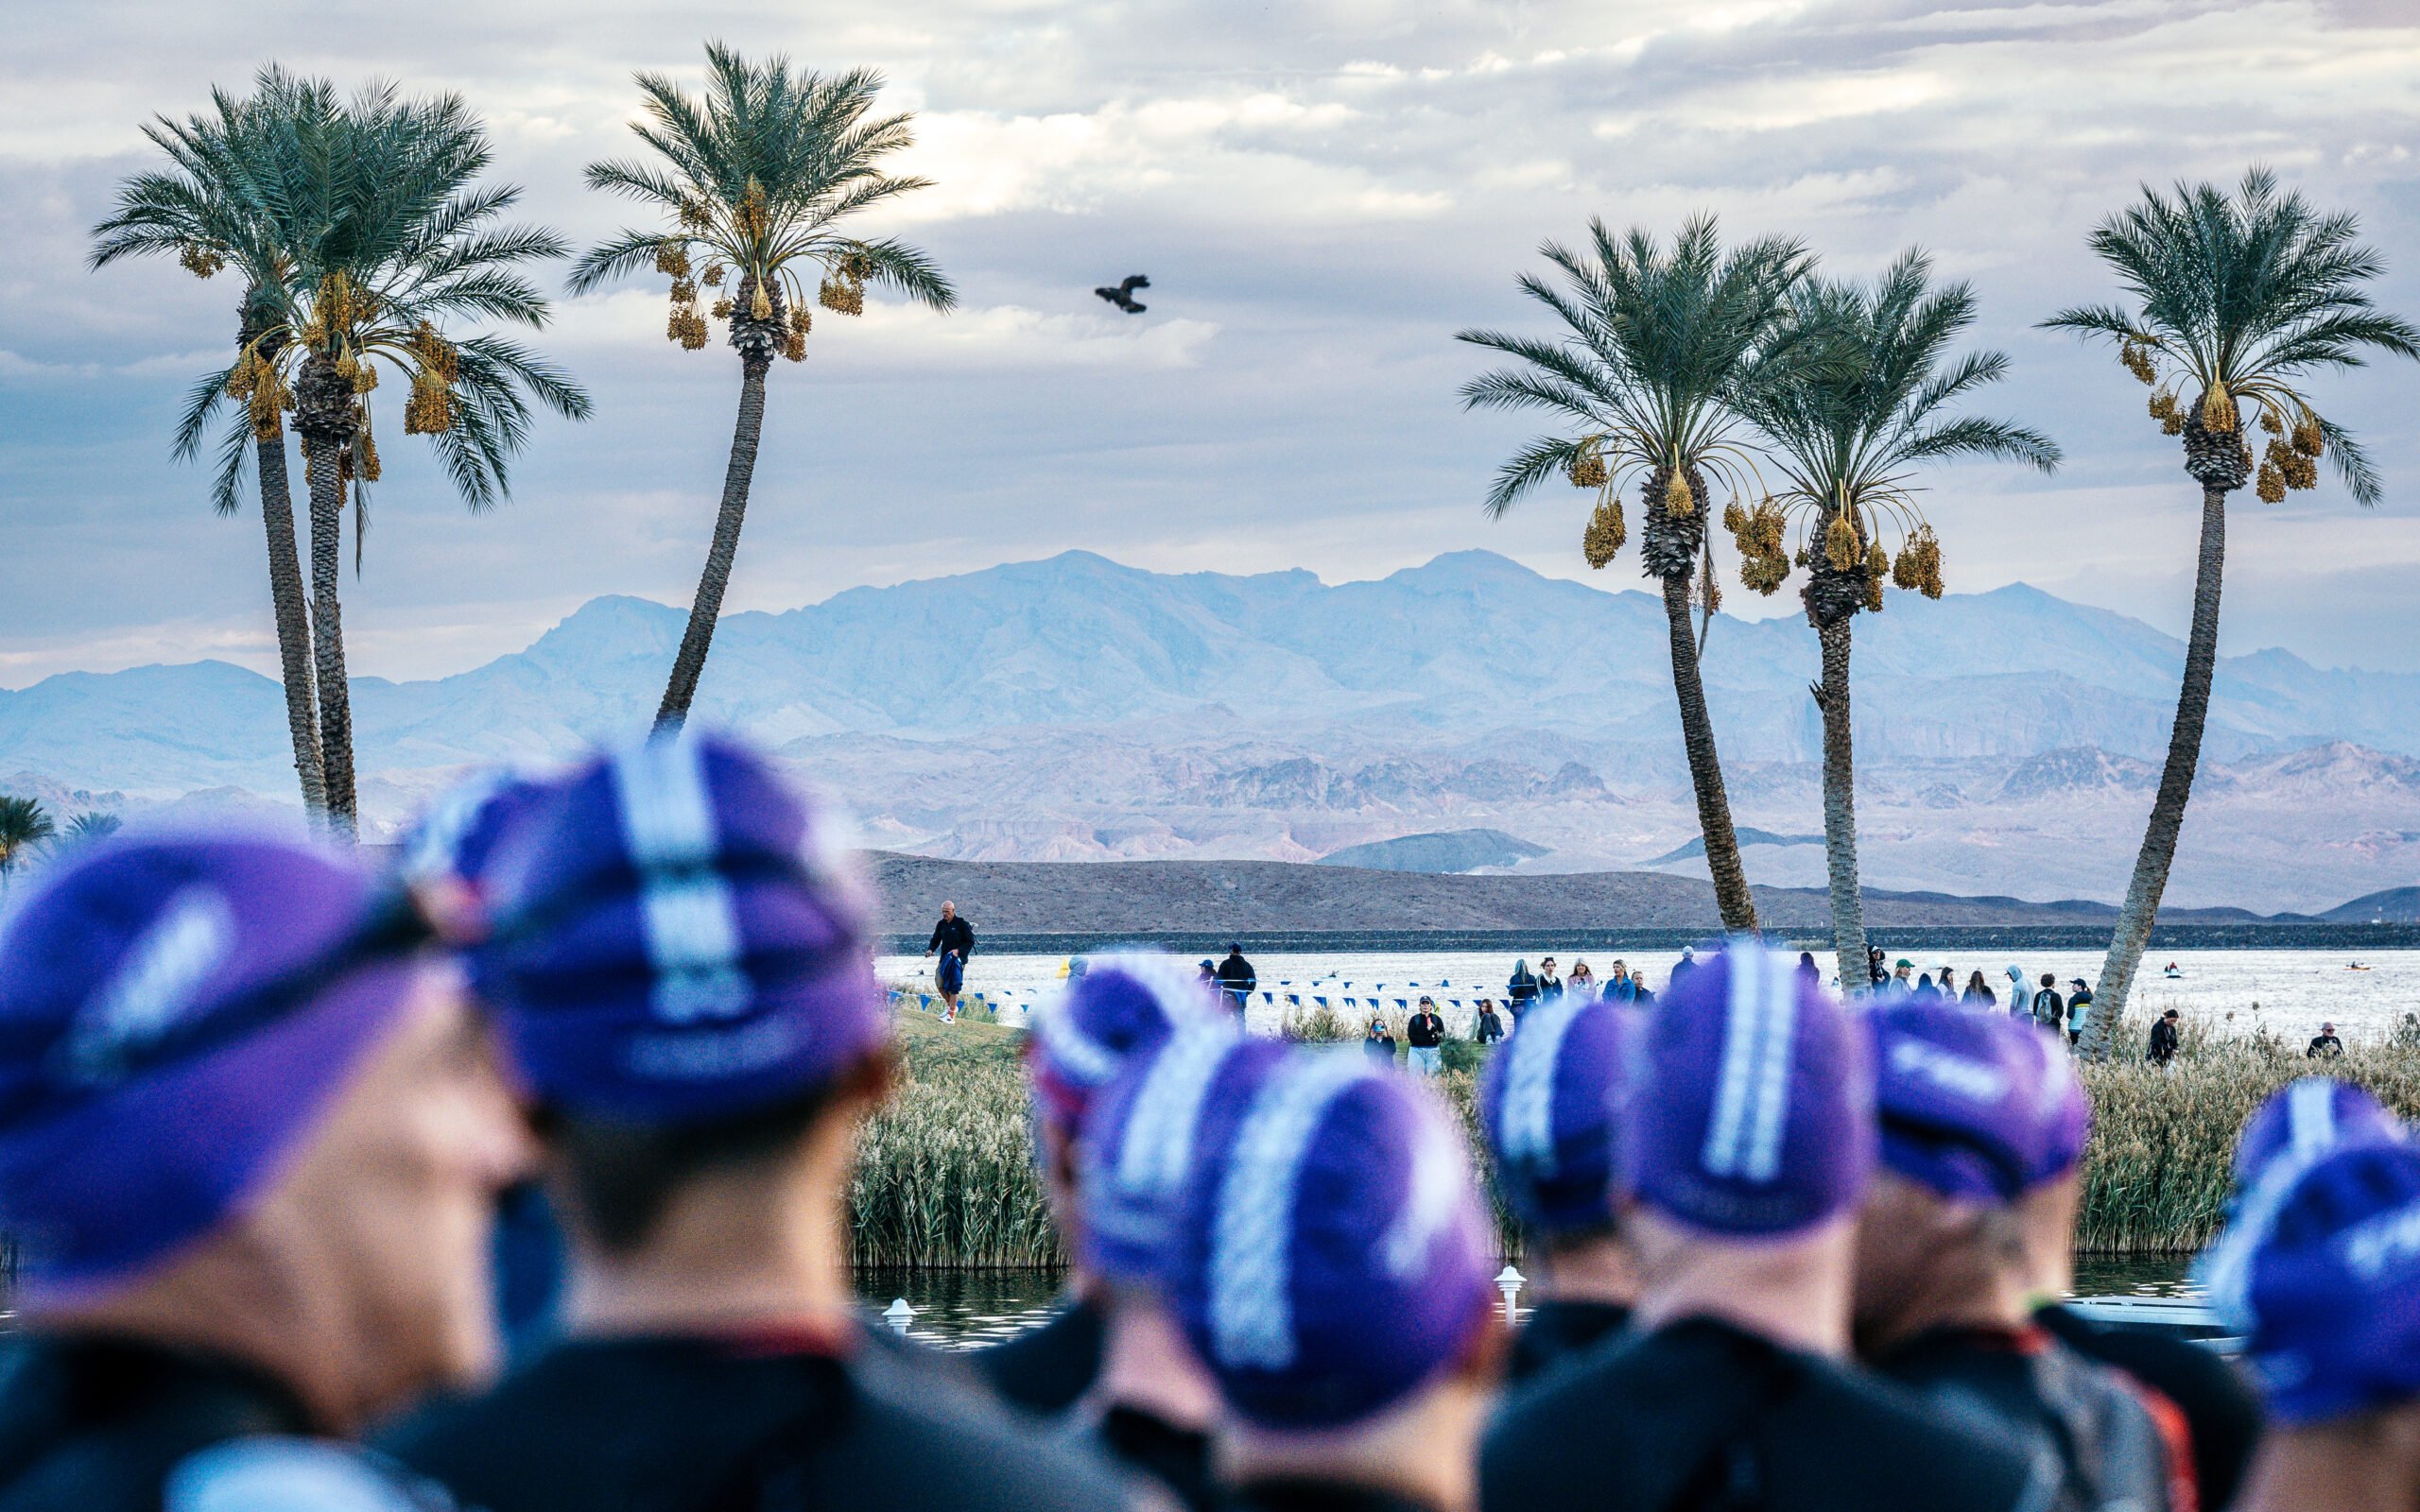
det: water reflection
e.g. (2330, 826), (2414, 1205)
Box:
(854, 1266), (1068, 1349)
(855, 1254), (2202, 1348)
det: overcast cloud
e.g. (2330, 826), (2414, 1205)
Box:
(4, 0), (2418, 686)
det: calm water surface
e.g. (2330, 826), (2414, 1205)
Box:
(855, 1254), (2201, 1348)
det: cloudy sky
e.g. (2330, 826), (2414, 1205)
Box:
(4, 0), (2418, 688)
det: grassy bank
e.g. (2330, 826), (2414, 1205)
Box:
(848, 1007), (2420, 1268)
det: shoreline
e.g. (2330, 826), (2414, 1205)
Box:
(878, 923), (2420, 954)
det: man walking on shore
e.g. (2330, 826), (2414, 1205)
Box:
(925, 900), (977, 1021)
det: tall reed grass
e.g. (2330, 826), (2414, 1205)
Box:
(844, 1007), (2420, 1268)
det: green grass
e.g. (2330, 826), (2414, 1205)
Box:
(845, 1007), (2420, 1268)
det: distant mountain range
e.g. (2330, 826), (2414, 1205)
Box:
(4, 550), (2416, 915)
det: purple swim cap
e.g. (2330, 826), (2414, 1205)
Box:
(1873, 1005), (2078, 1203)
(1478, 994), (1629, 1234)
(1028, 951), (1227, 1145)
(1168, 1050), (1494, 1430)
(1622, 941), (1874, 1237)
(475, 730), (886, 1125)
(2234, 1077), (2404, 1189)
(2012, 1021), (2090, 1187)
(398, 767), (557, 898)
(0, 832), (425, 1302)
(2206, 1138), (2420, 1424)
(1077, 1025), (1268, 1287)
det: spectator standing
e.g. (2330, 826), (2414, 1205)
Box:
(1913, 971), (1941, 1001)
(1536, 956), (1565, 1001)
(925, 899), (976, 1015)
(1892, 958), (1917, 993)
(2147, 1008), (2182, 1068)
(1962, 970), (1996, 1008)
(1481, 943), (2051, 1512)
(1406, 997), (1447, 1077)
(1629, 970), (1656, 1007)
(1363, 1017), (1397, 1065)
(1669, 946), (1699, 985)
(1797, 951), (1823, 988)
(2065, 978), (2095, 1046)
(1607, 960), (1634, 1002)
(1214, 943), (1256, 1013)
(2005, 964), (2029, 1017)
(1473, 999), (1507, 1045)
(2307, 1022), (2344, 1058)
(1566, 960), (1597, 1000)
(1869, 944), (1889, 988)
(2031, 973), (2066, 1035)
(0, 833), (536, 1508)
(1506, 959), (1541, 1019)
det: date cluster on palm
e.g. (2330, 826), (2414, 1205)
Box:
(1581, 495), (1625, 567)
(1725, 499), (1791, 594)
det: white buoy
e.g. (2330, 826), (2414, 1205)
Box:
(1495, 1264), (1525, 1328)
(884, 1297), (914, 1333)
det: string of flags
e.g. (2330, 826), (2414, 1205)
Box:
(882, 978), (1496, 1029)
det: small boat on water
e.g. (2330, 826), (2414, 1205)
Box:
(2348, 962), (2374, 971)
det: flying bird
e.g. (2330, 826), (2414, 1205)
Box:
(1095, 275), (1150, 314)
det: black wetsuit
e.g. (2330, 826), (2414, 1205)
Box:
(0, 1334), (320, 1512)
(1481, 1316), (2053, 1512)
(379, 1328), (1133, 1512)
(2037, 1302), (2259, 1510)
(1078, 1404), (1217, 1512)
(1875, 1324), (2186, 1512)
(972, 1293), (1107, 1416)
(1504, 1298), (1631, 1384)
(1226, 1481), (1442, 1512)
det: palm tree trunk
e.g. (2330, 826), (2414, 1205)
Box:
(300, 435), (358, 839)
(1662, 574), (1757, 933)
(1814, 613), (1866, 991)
(2087, 485), (2226, 1054)
(255, 428), (327, 824)
(657, 358), (770, 730)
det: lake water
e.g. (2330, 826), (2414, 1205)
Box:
(880, 946), (2420, 1045)
(855, 1254), (2201, 1349)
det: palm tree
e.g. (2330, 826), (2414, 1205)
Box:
(1734, 251), (2059, 989)
(61, 811), (126, 849)
(1458, 216), (1813, 932)
(90, 68), (333, 823)
(0, 796), (55, 891)
(571, 44), (957, 729)
(2045, 168), (2420, 1052)
(228, 82), (590, 836)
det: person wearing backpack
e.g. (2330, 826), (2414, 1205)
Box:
(2031, 974), (2066, 1036)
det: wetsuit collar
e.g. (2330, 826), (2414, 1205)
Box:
(1227, 1475), (1449, 1512)
(13, 1330), (318, 1435)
